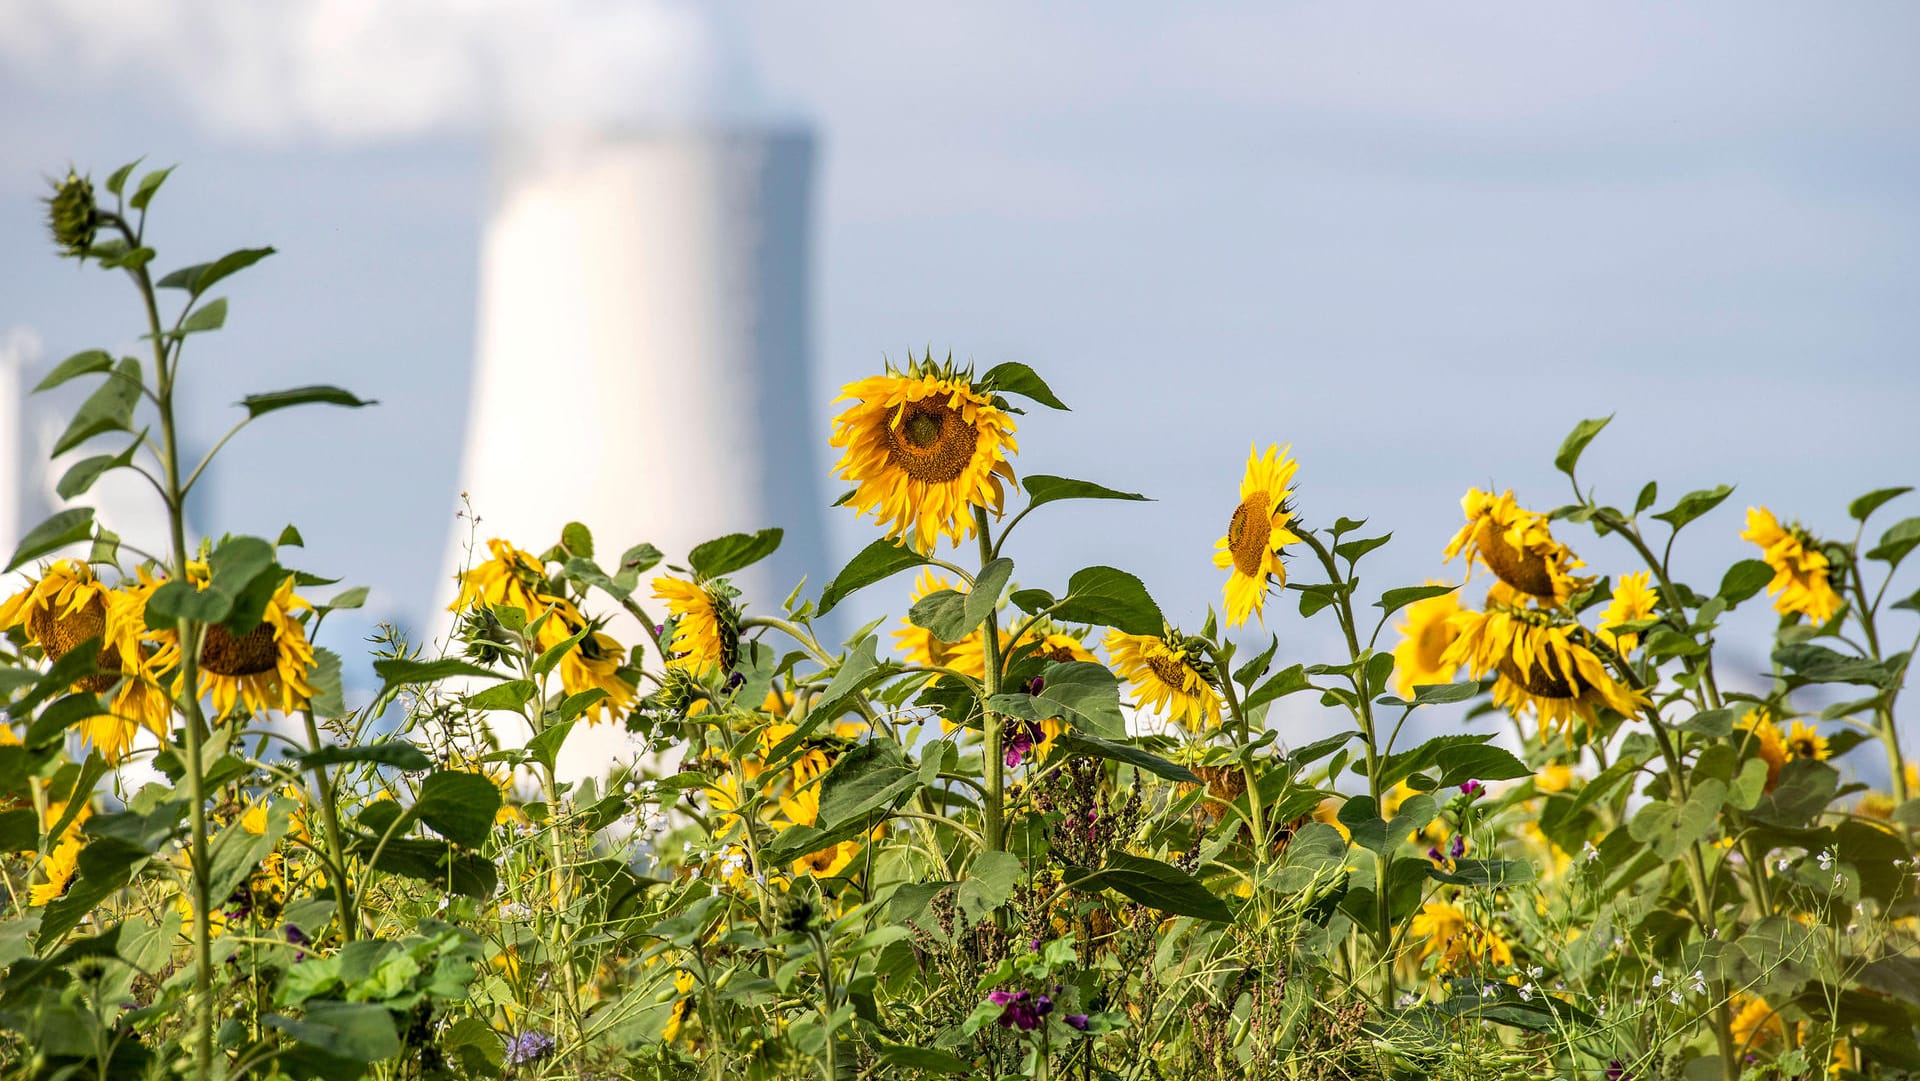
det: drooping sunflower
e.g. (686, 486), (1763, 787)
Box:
(652, 577), (737, 675)
(558, 630), (638, 724)
(1, 560), (121, 689)
(1408, 900), (1512, 974)
(891, 570), (994, 682)
(1391, 582), (1462, 697)
(1741, 507), (1842, 625)
(1442, 594), (1642, 739)
(829, 362), (1020, 552)
(1597, 570), (1659, 656)
(29, 833), (82, 907)
(662, 971), (698, 1043)
(1443, 489), (1588, 605)
(791, 838), (861, 879)
(451, 539), (577, 651)
(194, 575), (318, 718)
(1738, 711), (1790, 790)
(1104, 629), (1221, 730)
(1214, 443), (1303, 628)
(93, 567), (180, 761)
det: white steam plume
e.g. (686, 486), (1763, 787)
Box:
(0, 0), (769, 139)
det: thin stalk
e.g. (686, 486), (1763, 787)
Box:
(975, 507), (1006, 852)
(298, 708), (358, 940)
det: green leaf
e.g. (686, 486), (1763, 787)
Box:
(1335, 533), (1391, 564)
(413, 771), (502, 848)
(1750, 759), (1839, 827)
(146, 579), (233, 624)
(465, 679), (536, 712)
(105, 160), (140, 197)
(1050, 566), (1163, 635)
(0, 808), (36, 851)
(1054, 732), (1198, 782)
(978, 361), (1067, 410)
(1717, 559), (1774, 604)
(1023, 474), (1149, 509)
(55, 438), (143, 500)
(988, 661), (1125, 738)
(6, 507), (96, 572)
(1678, 708), (1737, 738)
(1432, 743), (1531, 787)
(527, 719), (576, 774)
(558, 521), (593, 557)
(810, 637), (890, 722)
(876, 1044), (974, 1074)
(178, 296), (228, 335)
(1427, 858), (1537, 888)
(1867, 517), (1920, 566)
(531, 624), (590, 678)
(52, 356), (142, 455)
(127, 166), (173, 211)
(688, 528), (783, 580)
(1242, 663), (1309, 713)
(1849, 487), (1911, 522)
(295, 742), (430, 771)
(241, 385), (376, 419)
(1553, 416), (1612, 475)
(156, 246), (275, 297)
(1651, 485), (1734, 531)
(1070, 852), (1230, 922)
(33, 349), (113, 393)
(265, 1001), (402, 1063)
(1634, 481), (1659, 515)
(908, 557), (1012, 641)
(372, 657), (497, 687)
(1375, 584), (1455, 619)
(1009, 588), (1054, 614)
(1376, 734), (1501, 792)
(1629, 780), (1725, 860)
(955, 850), (1022, 923)
(816, 741), (918, 827)
(1772, 642), (1898, 689)
(816, 539), (927, 617)
(307, 647), (346, 719)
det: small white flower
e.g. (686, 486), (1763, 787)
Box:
(1845, 923), (1859, 935)
(1518, 983), (1535, 1002)
(1481, 984), (1499, 998)
(1834, 872), (1846, 887)
(1583, 841), (1600, 863)
(1651, 971), (1665, 989)
(436, 895), (450, 912)
(1688, 970), (1706, 996)
(1669, 989), (1683, 1005)
(1527, 966), (1543, 981)
(1817, 848), (1834, 870)
(1777, 857), (1793, 873)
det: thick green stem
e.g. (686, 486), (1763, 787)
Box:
(298, 708), (358, 940)
(976, 507), (1006, 853)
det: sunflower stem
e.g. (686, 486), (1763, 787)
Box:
(297, 707), (357, 941)
(975, 506), (1006, 854)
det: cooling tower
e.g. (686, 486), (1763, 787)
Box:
(446, 128), (826, 769)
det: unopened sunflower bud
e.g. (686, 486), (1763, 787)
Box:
(47, 171), (97, 257)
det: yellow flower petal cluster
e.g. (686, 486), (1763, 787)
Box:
(455, 539), (637, 722)
(829, 369), (1019, 551)
(194, 574), (318, 718)
(1741, 507), (1842, 625)
(653, 577), (734, 675)
(1408, 900), (1512, 974)
(1391, 583), (1462, 697)
(1213, 443), (1302, 628)
(1442, 597), (1642, 740)
(1104, 630), (1221, 730)
(1444, 489), (1588, 604)
(1597, 570), (1658, 656)
(891, 570), (995, 684)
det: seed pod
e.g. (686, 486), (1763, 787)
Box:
(46, 171), (96, 257)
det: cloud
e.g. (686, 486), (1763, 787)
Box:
(0, 0), (769, 140)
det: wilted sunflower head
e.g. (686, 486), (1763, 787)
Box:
(1443, 489), (1587, 605)
(1442, 594), (1642, 742)
(46, 170), (96, 257)
(195, 575), (318, 718)
(1103, 628), (1221, 731)
(1213, 443), (1303, 628)
(1740, 507), (1843, 625)
(559, 627), (638, 725)
(829, 354), (1020, 552)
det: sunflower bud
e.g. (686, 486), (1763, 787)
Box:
(46, 171), (97, 258)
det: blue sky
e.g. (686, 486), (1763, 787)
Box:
(3, 3), (1918, 755)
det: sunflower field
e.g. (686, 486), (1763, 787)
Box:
(4, 163), (1918, 1081)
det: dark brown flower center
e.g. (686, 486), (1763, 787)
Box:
(1478, 520), (1556, 597)
(201, 623), (280, 677)
(1144, 651), (1192, 690)
(1041, 644), (1080, 663)
(30, 599), (122, 692)
(884, 401), (978, 484)
(1227, 495), (1272, 577)
(1496, 649), (1583, 699)
(1789, 737), (1819, 759)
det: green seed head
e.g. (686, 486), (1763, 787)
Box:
(47, 170), (97, 257)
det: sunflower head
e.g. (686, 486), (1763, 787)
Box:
(829, 354), (1020, 552)
(1783, 719), (1829, 762)
(1, 561), (122, 691)
(1444, 489), (1588, 605)
(1391, 582), (1462, 697)
(1442, 594), (1642, 742)
(194, 576), (317, 718)
(1214, 443), (1303, 628)
(653, 577), (740, 674)
(1741, 507), (1843, 625)
(1104, 628), (1221, 730)
(559, 628), (639, 725)
(46, 170), (96, 257)
(1597, 571), (1659, 656)
(1739, 711), (1789, 790)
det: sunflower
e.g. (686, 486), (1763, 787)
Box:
(1391, 583), (1462, 697)
(92, 568), (180, 761)
(193, 575), (318, 718)
(1444, 489), (1588, 605)
(1030, 632), (1096, 665)
(891, 570), (993, 682)
(791, 838), (861, 879)
(1741, 508), (1842, 625)
(29, 833), (82, 907)
(1408, 900), (1512, 974)
(1104, 629), (1221, 730)
(829, 364), (1020, 552)
(558, 630), (638, 724)
(1738, 711), (1789, 789)
(1, 560), (121, 690)
(662, 971), (698, 1043)
(1442, 596), (1642, 739)
(1214, 443), (1302, 628)
(1730, 994), (1783, 1052)
(653, 577), (736, 674)
(451, 539), (577, 650)
(1784, 719), (1829, 762)
(1597, 570), (1658, 656)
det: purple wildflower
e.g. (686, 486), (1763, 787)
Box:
(284, 924), (309, 962)
(1449, 834), (1467, 859)
(1604, 1061), (1631, 1081)
(1064, 1013), (1090, 1031)
(1026, 675), (1046, 695)
(505, 1030), (555, 1065)
(1004, 722), (1035, 769)
(1460, 779), (1484, 798)
(987, 989), (1053, 1031)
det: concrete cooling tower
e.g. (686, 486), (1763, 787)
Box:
(445, 128), (827, 772)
